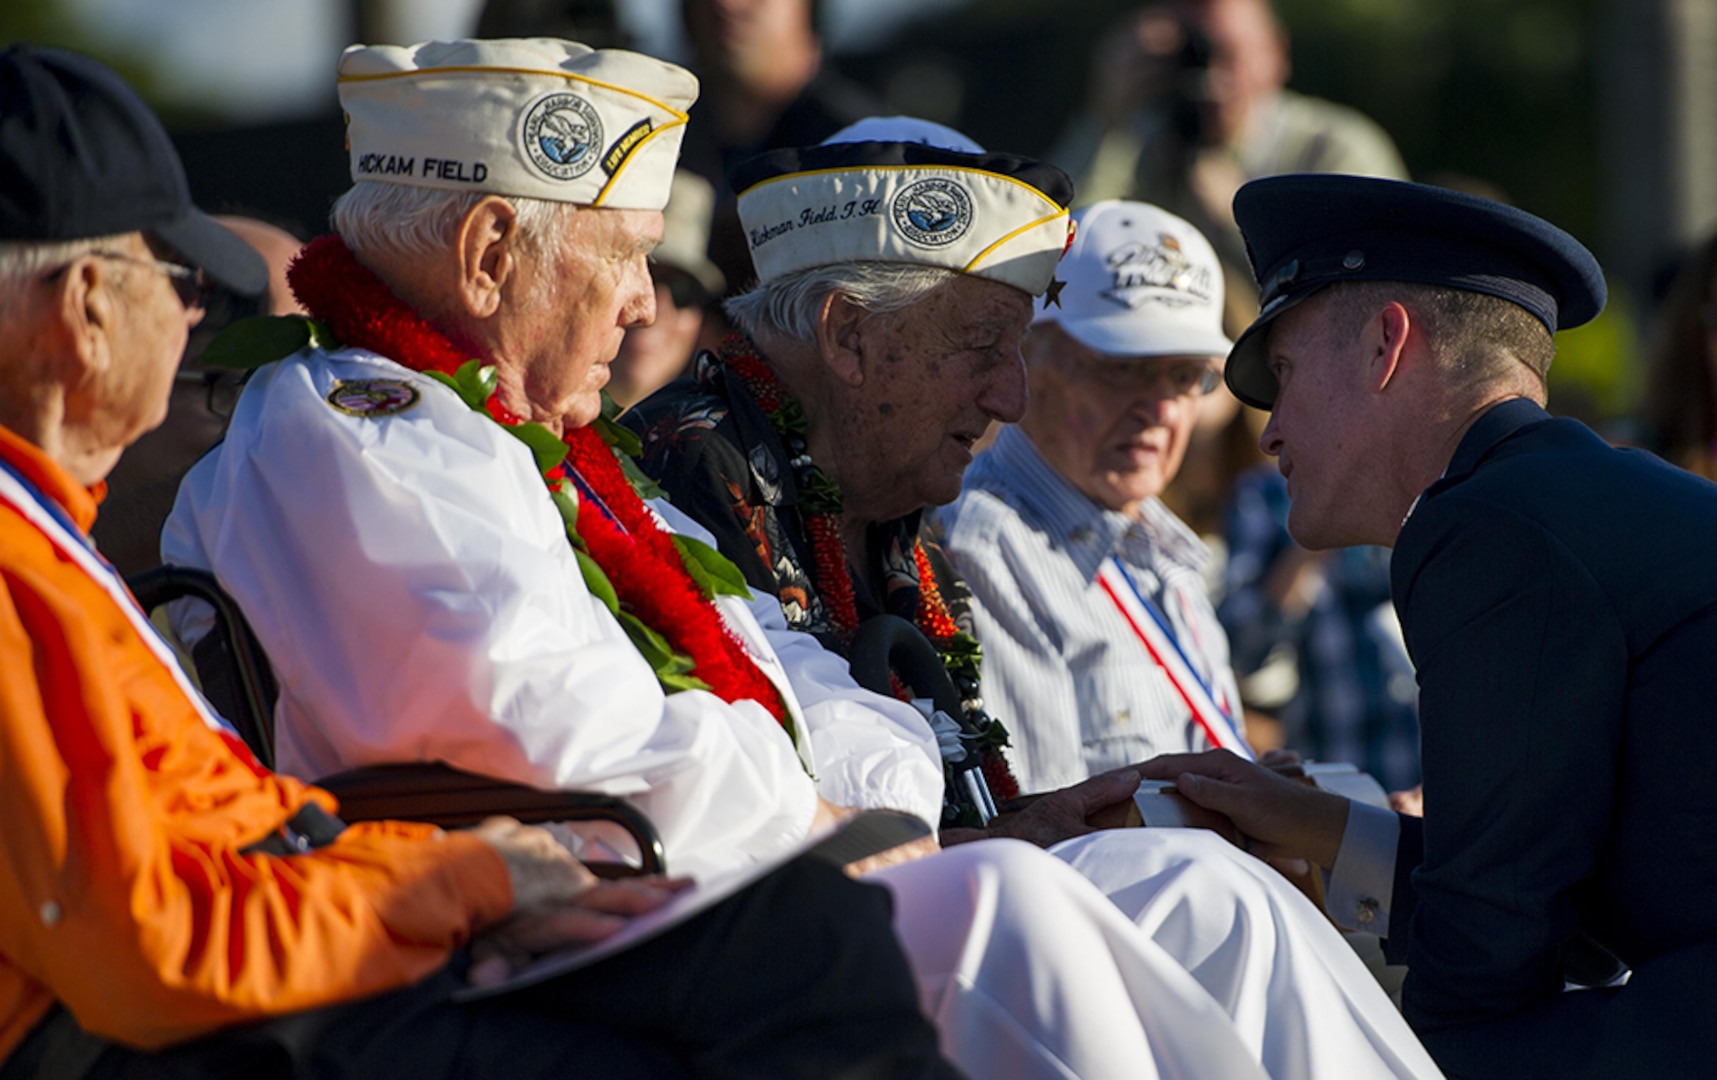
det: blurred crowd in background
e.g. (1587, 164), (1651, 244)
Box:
(10, 0), (1717, 792)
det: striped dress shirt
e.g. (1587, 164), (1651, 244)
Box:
(939, 425), (1243, 794)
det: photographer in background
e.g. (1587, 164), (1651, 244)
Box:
(1051, 0), (1406, 329)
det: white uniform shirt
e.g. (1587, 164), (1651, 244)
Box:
(162, 347), (943, 877)
(940, 425), (1243, 793)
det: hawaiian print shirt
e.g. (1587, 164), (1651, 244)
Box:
(624, 342), (977, 658)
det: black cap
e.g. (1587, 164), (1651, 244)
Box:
(1225, 174), (1606, 410)
(0, 45), (266, 297)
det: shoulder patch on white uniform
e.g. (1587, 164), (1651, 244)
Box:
(326, 378), (420, 418)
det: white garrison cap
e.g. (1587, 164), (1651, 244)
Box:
(338, 38), (698, 211)
(732, 132), (1074, 298)
(822, 116), (985, 154)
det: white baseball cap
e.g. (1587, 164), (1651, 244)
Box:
(1037, 200), (1232, 359)
(338, 38), (697, 211)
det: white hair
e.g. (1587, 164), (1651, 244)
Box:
(724, 261), (958, 347)
(331, 181), (582, 307)
(0, 234), (130, 325)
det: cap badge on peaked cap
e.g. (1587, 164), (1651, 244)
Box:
(1223, 174), (1608, 410)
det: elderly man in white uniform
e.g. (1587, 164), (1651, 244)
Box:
(942, 200), (1245, 794)
(163, 39), (1438, 1080)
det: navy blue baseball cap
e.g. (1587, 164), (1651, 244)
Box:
(0, 45), (266, 296)
(1225, 174), (1606, 410)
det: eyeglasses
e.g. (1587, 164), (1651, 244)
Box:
(43, 250), (210, 310)
(1071, 355), (1223, 398)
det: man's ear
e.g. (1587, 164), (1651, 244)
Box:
(53, 255), (116, 385)
(455, 196), (522, 319)
(1367, 301), (1412, 394)
(814, 291), (868, 387)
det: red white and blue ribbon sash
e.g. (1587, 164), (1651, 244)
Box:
(1095, 556), (1253, 760)
(0, 458), (249, 749)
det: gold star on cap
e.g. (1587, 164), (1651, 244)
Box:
(1044, 278), (1067, 308)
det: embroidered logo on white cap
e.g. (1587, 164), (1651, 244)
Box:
(1101, 231), (1216, 310)
(1036, 200), (1232, 359)
(338, 37), (697, 211)
(522, 92), (604, 181)
(733, 136), (1073, 298)
(893, 178), (973, 247)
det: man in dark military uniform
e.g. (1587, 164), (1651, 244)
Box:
(1144, 174), (1717, 1078)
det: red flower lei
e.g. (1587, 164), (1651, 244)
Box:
(721, 340), (861, 640)
(555, 426), (786, 719)
(288, 236), (787, 724)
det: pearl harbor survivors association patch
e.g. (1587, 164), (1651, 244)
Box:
(326, 378), (420, 418)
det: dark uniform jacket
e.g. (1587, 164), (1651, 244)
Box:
(1385, 398), (1717, 1077)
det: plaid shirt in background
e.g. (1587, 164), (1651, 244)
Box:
(1217, 465), (1422, 791)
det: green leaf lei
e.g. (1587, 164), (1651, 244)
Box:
(202, 315), (756, 700)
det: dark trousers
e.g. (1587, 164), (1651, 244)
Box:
(1419, 938), (1717, 1079)
(6, 859), (962, 1080)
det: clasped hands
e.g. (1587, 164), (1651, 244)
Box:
(941, 751), (1353, 872)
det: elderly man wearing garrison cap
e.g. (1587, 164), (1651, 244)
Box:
(625, 121), (1444, 1077)
(1143, 174), (1717, 1078)
(0, 43), (965, 1080)
(162, 45), (1445, 1078)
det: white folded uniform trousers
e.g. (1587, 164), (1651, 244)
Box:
(875, 832), (1442, 1080)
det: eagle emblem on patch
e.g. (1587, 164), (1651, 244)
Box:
(892, 178), (973, 248)
(522, 92), (604, 181)
(326, 379), (420, 418)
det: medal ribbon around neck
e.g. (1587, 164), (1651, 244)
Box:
(0, 459), (265, 771)
(212, 235), (792, 734)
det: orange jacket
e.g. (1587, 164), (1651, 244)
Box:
(0, 423), (513, 1061)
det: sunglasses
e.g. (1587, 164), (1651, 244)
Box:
(44, 249), (211, 310)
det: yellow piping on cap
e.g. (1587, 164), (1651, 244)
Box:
(337, 65), (689, 121)
(591, 115), (688, 207)
(963, 209), (1069, 274)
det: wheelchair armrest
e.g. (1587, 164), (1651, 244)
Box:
(316, 762), (666, 876)
(127, 565), (279, 769)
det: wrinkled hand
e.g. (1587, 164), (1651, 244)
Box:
(982, 768), (1143, 848)
(467, 875), (692, 988)
(471, 816), (602, 912)
(1138, 750), (1350, 867)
